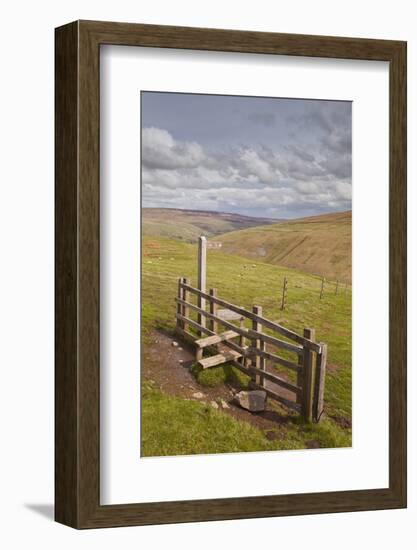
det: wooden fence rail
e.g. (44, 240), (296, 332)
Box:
(175, 277), (327, 423)
(180, 282), (321, 352)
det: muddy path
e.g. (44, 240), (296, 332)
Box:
(142, 329), (299, 432)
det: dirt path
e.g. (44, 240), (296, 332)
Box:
(142, 329), (298, 432)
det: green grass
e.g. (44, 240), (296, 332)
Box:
(141, 384), (351, 457)
(216, 210), (352, 283)
(141, 235), (352, 454)
(191, 362), (251, 388)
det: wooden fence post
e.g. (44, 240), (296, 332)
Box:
(198, 236), (207, 335)
(252, 306), (265, 386)
(182, 277), (189, 332)
(238, 309), (246, 366)
(301, 327), (316, 422)
(209, 288), (217, 333)
(176, 277), (184, 330)
(296, 353), (303, 405)
(313, 342), (327, 422)
(280, 277), (288, 310)
(320, 277), (324, 300)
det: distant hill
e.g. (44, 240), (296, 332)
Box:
(142, 208), (280, 242)
(215, 211), (352, 283)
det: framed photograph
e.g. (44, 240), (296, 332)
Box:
(55, 20), (406, 528)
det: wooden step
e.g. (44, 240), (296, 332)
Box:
(195, 330), (238, 349)
(198, 349), (242, 369)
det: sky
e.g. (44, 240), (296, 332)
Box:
(141, 92), (352, 219)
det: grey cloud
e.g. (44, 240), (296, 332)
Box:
(141, 118), (352, 218)
(286, 144), (316, 163)
(321, 130), (351, 155)
(142, 127), (205, 170)
(319, 154), (351, 180)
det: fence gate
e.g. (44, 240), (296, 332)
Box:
(175, 277), (327, 423)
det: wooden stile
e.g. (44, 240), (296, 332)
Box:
(313, 342), (327, 422)
(296, 352), (304, 405)
(175, 297), (306, 355)
(231, 360), (302, 399)
(176, 278), (184, 330)
(176, 298), (246, 337)
(197, 236), (207, 335)
(209, 288), (217, 333)
(179, 281), (321, 352)
(238, 310), (247, 368)
(195, 330), (238, 348)
(302, 327), (316, 422)
(247, 347), (301, 373)
(252, 306), (265, 386)
(176, 313), (213, 337)
(246, 329), (303, 355)
(198, 349), (242, 369)
(175, 277), (326, 423)
(182, 277), (190, 332)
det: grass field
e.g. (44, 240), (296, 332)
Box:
(215, 210), (352, 283)
(141, 234), (352, 456)
(142, 383), (350, 456)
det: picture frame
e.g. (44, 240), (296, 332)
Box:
(55, 20), (407, 528)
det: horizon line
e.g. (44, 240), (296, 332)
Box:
(142, 206), (352, 221)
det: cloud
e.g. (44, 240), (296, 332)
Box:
(286, 102), (352, 178)
(141, 125), (351, 218)
(142, 127), (205, 170)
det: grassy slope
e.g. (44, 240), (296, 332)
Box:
(142, 236), (352, 456)
(142, 383), (350, 457)
(142, 208), (278, 242)
(215, 210), (352, 283)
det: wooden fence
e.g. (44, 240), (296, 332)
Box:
(175, 277), (327, 423)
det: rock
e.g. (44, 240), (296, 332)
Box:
(235, 390), (266, 412)
(178, 359), (184, 364)
(210, 401), (219, 409)
(219, 399), (230, 409)
(171, 341), (179, 347)
(192, 392), (205, 399)
(178, 347), (183, 351)
(252, 264), (257, 268)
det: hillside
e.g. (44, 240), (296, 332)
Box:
(141, 235), (351, 456)
(214, 210), (352, 283)
(142, 208), (279, 242)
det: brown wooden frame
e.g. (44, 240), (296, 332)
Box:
(55, 20), (407, 529)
